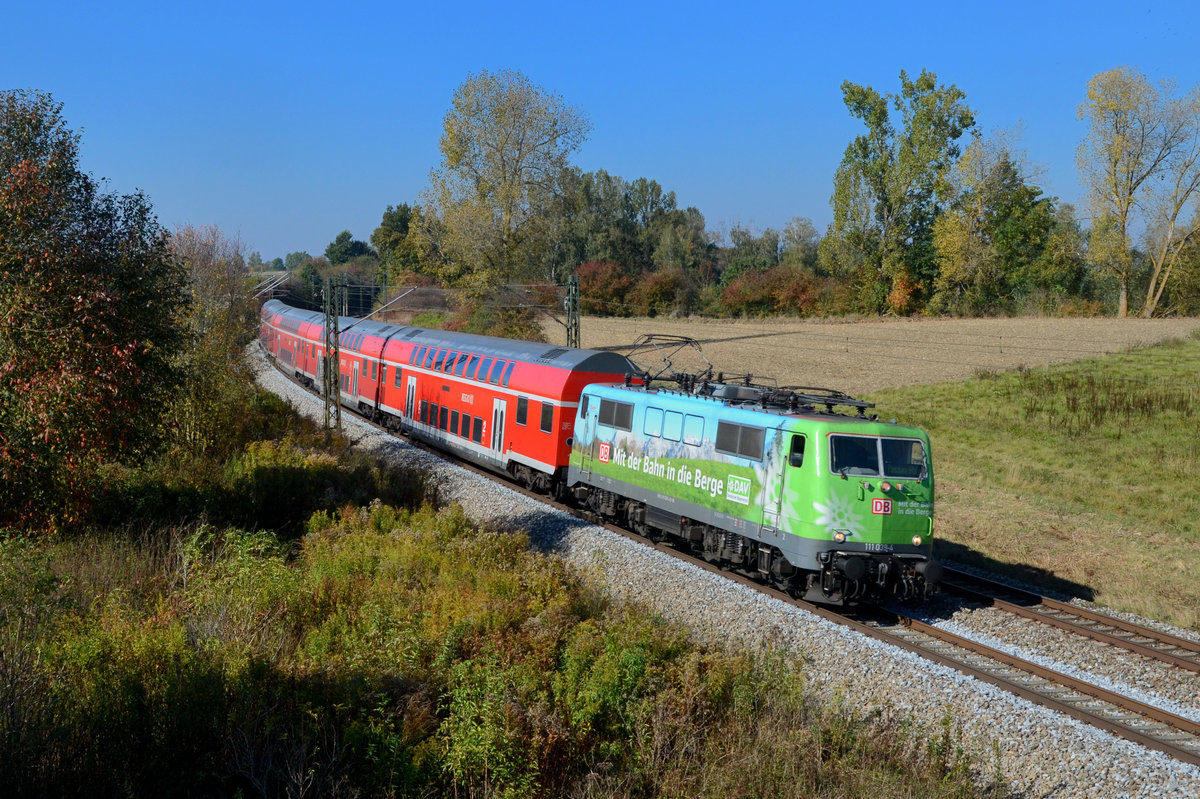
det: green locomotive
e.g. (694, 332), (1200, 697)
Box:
(567, 375), (941, 604)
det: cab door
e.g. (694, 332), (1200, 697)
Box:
(762, 431), (805, 538)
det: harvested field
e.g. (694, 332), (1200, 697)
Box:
(548, 315), (1200, 395)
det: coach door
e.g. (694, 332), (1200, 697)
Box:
(405, 376), (416, 425)
(491, 397), (506, 457)
(351, 361), (360, 399)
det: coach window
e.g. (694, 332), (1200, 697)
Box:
(412, 345), (423, 365)
(466, 354), (480, 378)
(488, 359), (505, 384)
(420, 400), (429, 424)
(580, 394), (590, 417)
(683, 414), (703, 446)
(455, 353), (469, 376)
(789, 435), (806, 468)
(394, 367), (403, 387)
(472, 416), (484, 443)
(450, 410), (459, 436)
(644, 406), (663, 437)
(434, 350), (448, 372)
(662, 411), (683, 442)
(478, 357), (493, 382)
(441, 351), (454, 372)
(502, 362), (515, 387)
(516, 397), (529, 426)
(540, 402), (554, 433)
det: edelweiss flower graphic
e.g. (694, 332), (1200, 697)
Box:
(812, 492), (863, 537)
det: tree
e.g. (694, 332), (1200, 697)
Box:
(930, 138), (1055, 314)
(827, 69), (976, 313)
(284, 251), (312, 271)
(421, 69), (591, 292)
(0, 90), (187, 530)
(371, 203), (423, 282)
(168, 226), (257, 454)
(324, 230), (373, 265)
(1078, 67), (1200, 316)
(247, 250), (264, 271)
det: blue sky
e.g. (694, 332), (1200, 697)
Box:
(5, 1), (1197, 260)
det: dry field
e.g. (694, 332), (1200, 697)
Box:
(548, 315), (1200, 395)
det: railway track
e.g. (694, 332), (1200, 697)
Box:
(268, 357), (1200, 768)
(941, 567), (1200, 674)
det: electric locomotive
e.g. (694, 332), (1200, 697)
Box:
(567, 377), (941, 603)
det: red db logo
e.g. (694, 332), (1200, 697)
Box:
(871, 498), (893, 515)
(598, 442), (611, 464)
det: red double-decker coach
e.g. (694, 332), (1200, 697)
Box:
(260, 299), (636, 493)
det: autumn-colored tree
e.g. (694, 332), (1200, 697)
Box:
(0, 90), (186, 531)
(1078, 67), (1200, 316)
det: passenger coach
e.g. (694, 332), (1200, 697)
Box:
(259, 300), (636, 491)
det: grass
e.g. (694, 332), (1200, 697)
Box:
(0, 504), (999, 798)
(872, 332), (1200, 628)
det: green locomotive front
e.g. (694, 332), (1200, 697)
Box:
(567, 381), (941, 604)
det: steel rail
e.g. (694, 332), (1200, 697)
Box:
(941, 567), (1200, 674)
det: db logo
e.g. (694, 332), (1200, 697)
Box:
(871, 498), (893, 515)
(598, 442), (611, 464)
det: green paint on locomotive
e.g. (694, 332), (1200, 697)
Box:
(569, 384), (934, 559)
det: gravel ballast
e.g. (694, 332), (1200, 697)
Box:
(253, 348), (1200, 798)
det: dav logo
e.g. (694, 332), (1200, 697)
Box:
(598, 442), (611, 464)
(871, 498), (893, 515)
(727, 475), (752, 506)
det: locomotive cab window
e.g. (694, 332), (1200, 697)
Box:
(830, 435), (878, 475)
(598, 398), (633, 431)
(789, 435), (806, 468)
(882, 438), (927, 478)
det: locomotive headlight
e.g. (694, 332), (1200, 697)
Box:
(912, 535), (923, 546)
(833, 531), (846, 543)
(880, 481), (892, 492)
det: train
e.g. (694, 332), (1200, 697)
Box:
(259, 299), (942, 604)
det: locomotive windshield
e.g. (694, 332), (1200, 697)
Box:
(830, 435), (926, 479)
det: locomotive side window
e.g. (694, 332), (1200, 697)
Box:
(683, 414), (703, 446)
(598, 399), (633, 431)
(540, 402), (554, 433)
(882, 438), (927, 478)
(644, 407), (663, 437)
(715, 422), (766, 461)
(516, 397), (529, 426)
(662, 411), (683, 441)
(789, 435), (806, 468)
(830, 435), (879, 476)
